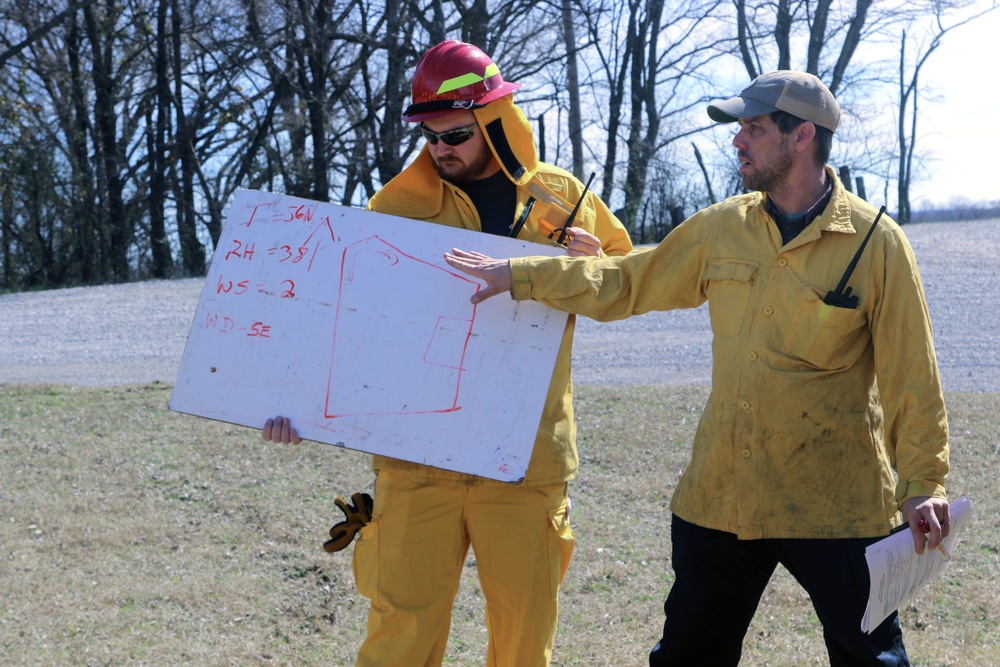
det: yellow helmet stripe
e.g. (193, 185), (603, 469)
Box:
(436, 63), (501, 94)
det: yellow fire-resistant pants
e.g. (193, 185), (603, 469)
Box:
(353, 471), (575, 667)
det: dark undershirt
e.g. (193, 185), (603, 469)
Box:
(766, 176), (834, 245)
(455, 170), (517, 237)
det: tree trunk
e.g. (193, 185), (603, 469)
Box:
(149, 0), (172, 278)
(83, 0), (129, 282)
(775, 0), (791, 71)
(622, 0), (664, 235)
(463, 0), (489, 47)
(66, 10), (99, 284)
(597, 5), (634, 209)
(375, 0), (408, 185)
(692, 142), (716, 205)
(172, 0), (204, 275)
(305, 0), (331, 202)
(735, 0), (759, 79)
(561, 0), (583, 179)
(896, 35), (909, 224)
(829, 0), (872, 94)
(1, 169), (12, 289)
(806, 0), (833, 74)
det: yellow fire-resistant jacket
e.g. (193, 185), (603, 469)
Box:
(509, 168), (948, 537)
(367, 95), (632, 486)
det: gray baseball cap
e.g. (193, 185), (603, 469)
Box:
(708, 70), (840, 132)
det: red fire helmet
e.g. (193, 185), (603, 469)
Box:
(402, 41), (522, 123)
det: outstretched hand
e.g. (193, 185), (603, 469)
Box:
(444, 249), (513, 304)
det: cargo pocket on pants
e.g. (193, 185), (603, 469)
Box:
(353, 520), (380, 605)
(547, 497), (575, 597)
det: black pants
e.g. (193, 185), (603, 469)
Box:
(649, 515), (910, 666)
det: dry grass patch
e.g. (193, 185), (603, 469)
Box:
(1, 383), (997, 665)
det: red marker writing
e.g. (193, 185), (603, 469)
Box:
(917, 519), (951, 561)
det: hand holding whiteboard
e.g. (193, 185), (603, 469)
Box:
(169, 189), (568, 481)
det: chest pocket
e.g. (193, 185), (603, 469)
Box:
(703, 259), (758, 337)
(779, 284), (869, 371)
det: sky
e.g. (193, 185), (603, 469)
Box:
(910, 6), (1000, 207)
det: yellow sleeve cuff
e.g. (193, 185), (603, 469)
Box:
(900, 480), (946, 503)
(510, 257), (533, 301)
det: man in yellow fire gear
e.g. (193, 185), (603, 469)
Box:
(266, 40), (631, 666)
(443, 71), (949, 667)
(358, 40), (631, 667)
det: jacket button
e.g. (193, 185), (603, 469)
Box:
(740, 400), (752, 411)
(742, 449), (752, 459)
(777, 258), (788, 267)
(763, 306), (774, 316)
(747, 351), (758, 361)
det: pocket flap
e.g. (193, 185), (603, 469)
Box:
(703, 259), (758, 283)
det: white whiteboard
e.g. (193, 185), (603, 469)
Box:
(169, 189), (567, 482)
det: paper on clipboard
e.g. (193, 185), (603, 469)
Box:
(861, 496), (972, 633)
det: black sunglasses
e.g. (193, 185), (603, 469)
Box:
(420, 122), (478, 146)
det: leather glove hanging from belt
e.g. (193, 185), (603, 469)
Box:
(323, 492), (373, 553)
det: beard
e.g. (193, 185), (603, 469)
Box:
(432, 145), (496, 185)
(741, 138), (793, 193)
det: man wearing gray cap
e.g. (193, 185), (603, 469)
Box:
(443, 70), (950, 666)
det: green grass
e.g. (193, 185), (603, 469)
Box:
(1, 383), (997, 665)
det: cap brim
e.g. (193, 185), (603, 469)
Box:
(402, 82), (522, 123)
(708, 96), (780, 123)
(478, 81), (521, 106)
(402, 108), (464, 123)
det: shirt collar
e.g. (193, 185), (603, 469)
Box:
(753, 166), (857, 236)
(766, 172), (832, 224)
(816, 167), (858, 235)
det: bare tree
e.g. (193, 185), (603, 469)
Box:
(580, 0), (727, 238)
(0, 0), (96, 66)
(895, 1), (996, 223)
(3, 0), (995, 291)
(370, 0), (412, 188)
(561, 0), (584, 178)
(734, 0), (873, 86)
(1, 0), (150, 285)
(147, 0), (173, 278)
(579, 2), (634, 207)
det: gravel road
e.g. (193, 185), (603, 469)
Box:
(1, 218), (997, 392)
